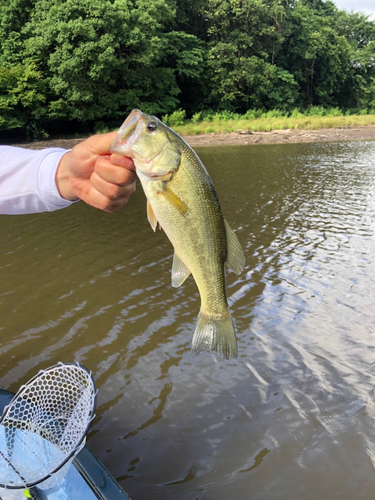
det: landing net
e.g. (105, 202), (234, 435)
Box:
(0, 362), (96, 490)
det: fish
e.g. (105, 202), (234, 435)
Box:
(110, 109), (244, 358)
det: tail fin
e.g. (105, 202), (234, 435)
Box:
(191, 308), (237, 359)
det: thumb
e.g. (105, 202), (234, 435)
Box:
(84, 131), (118, 156)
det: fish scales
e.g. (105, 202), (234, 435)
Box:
(148, 146), (227, 314)
(110, 109), (245, 358)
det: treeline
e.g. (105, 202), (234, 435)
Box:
(1, 0), (375, 136)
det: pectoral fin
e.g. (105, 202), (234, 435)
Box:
(147, 200), (158, 232)
(224, 219), (245, 275)
(172, 252), (191, 287)
(158, 183), (189, 217)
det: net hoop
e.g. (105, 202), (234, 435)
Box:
(0, 362), (97, 490)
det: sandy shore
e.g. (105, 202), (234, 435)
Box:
(14, 124), (375, 150)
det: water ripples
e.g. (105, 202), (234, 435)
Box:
(1, 140), (375, 498)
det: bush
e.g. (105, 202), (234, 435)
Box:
(191, 112), (202, 123)
(308, 105), (326, 116)
(198, 109), (216, 122)
(212, 110), (241, 121)
(264, 109), (285, 118)
(289, 108), (304, 118)
(243, 109), (264, 119)
(162, 109), (186, 126)
(326, 107), (343, 117)
(205, 126), (215, 133)
(308, 106), (343, 117)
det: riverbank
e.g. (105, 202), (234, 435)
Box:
(185, 124), (375, 147)
(13, 124), (375, 150)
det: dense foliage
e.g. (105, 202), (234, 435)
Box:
(0, 0), (375, 135)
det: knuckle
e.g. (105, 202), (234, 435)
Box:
(104, 206), (116, 213)
(107, 185), (121, 200)
(103, 199), (116, 212)
(118, 170), (136, 186)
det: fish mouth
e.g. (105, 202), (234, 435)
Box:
(110, 109), (143, 157)
(137, 168), (173, 182)
(111, 109), (164, 165)
(118, 109), (141, 141)
(111, 109), (174, 182)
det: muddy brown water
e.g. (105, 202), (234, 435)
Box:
(1, 140), (375, 499)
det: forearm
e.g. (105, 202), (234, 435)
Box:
(0, 134), (136, 215)
(0, 146), (78, 215)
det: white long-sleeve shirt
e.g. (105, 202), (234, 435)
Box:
(0, 146), (78, 215)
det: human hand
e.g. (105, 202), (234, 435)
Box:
(56, 131), (136, 212)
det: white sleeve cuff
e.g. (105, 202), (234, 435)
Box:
(0, 146), (79, 215)
(37, 149), (76, 208)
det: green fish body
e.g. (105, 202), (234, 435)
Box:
(111, 110), (244, 358)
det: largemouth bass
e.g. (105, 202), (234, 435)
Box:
(110, 109), (244, 358)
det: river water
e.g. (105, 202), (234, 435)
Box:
(1, 140), (375, 499)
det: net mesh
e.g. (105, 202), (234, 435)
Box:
(0, 363), (96, 490)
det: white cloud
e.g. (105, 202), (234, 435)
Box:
(332, 0), (375, 19)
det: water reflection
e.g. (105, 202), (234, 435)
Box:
(1, 140), (375, 499)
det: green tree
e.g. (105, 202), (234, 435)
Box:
(0, 0), (204, 131)
(1, 0), (375, 134)
(335, 10), (375, 109)
(278, 0), (355, 108)
(22, 0), (197, 121)
(0, 64), (46, 134)
(201, 0), (298, 111)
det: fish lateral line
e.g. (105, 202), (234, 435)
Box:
(112, 109), (245, 359)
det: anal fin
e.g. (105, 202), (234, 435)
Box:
(224, 219), (245, 275)
(172, 252), (190, 287)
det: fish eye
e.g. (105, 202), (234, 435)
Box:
(147, 121), (157, 132)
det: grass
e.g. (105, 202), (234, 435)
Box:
(172, 113), (375, 136)
(92, 107), (375, 137)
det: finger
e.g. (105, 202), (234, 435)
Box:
(110, 154), (136, 171)
(90, 170), (136, 200)
(88, 186), (132, 213)
(95, 156), (136, 185)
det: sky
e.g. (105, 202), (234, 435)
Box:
(332, 0), (375, 20)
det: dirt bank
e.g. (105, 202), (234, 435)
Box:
(184, 124), (375, 147)
(12, 124), (375, 150)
